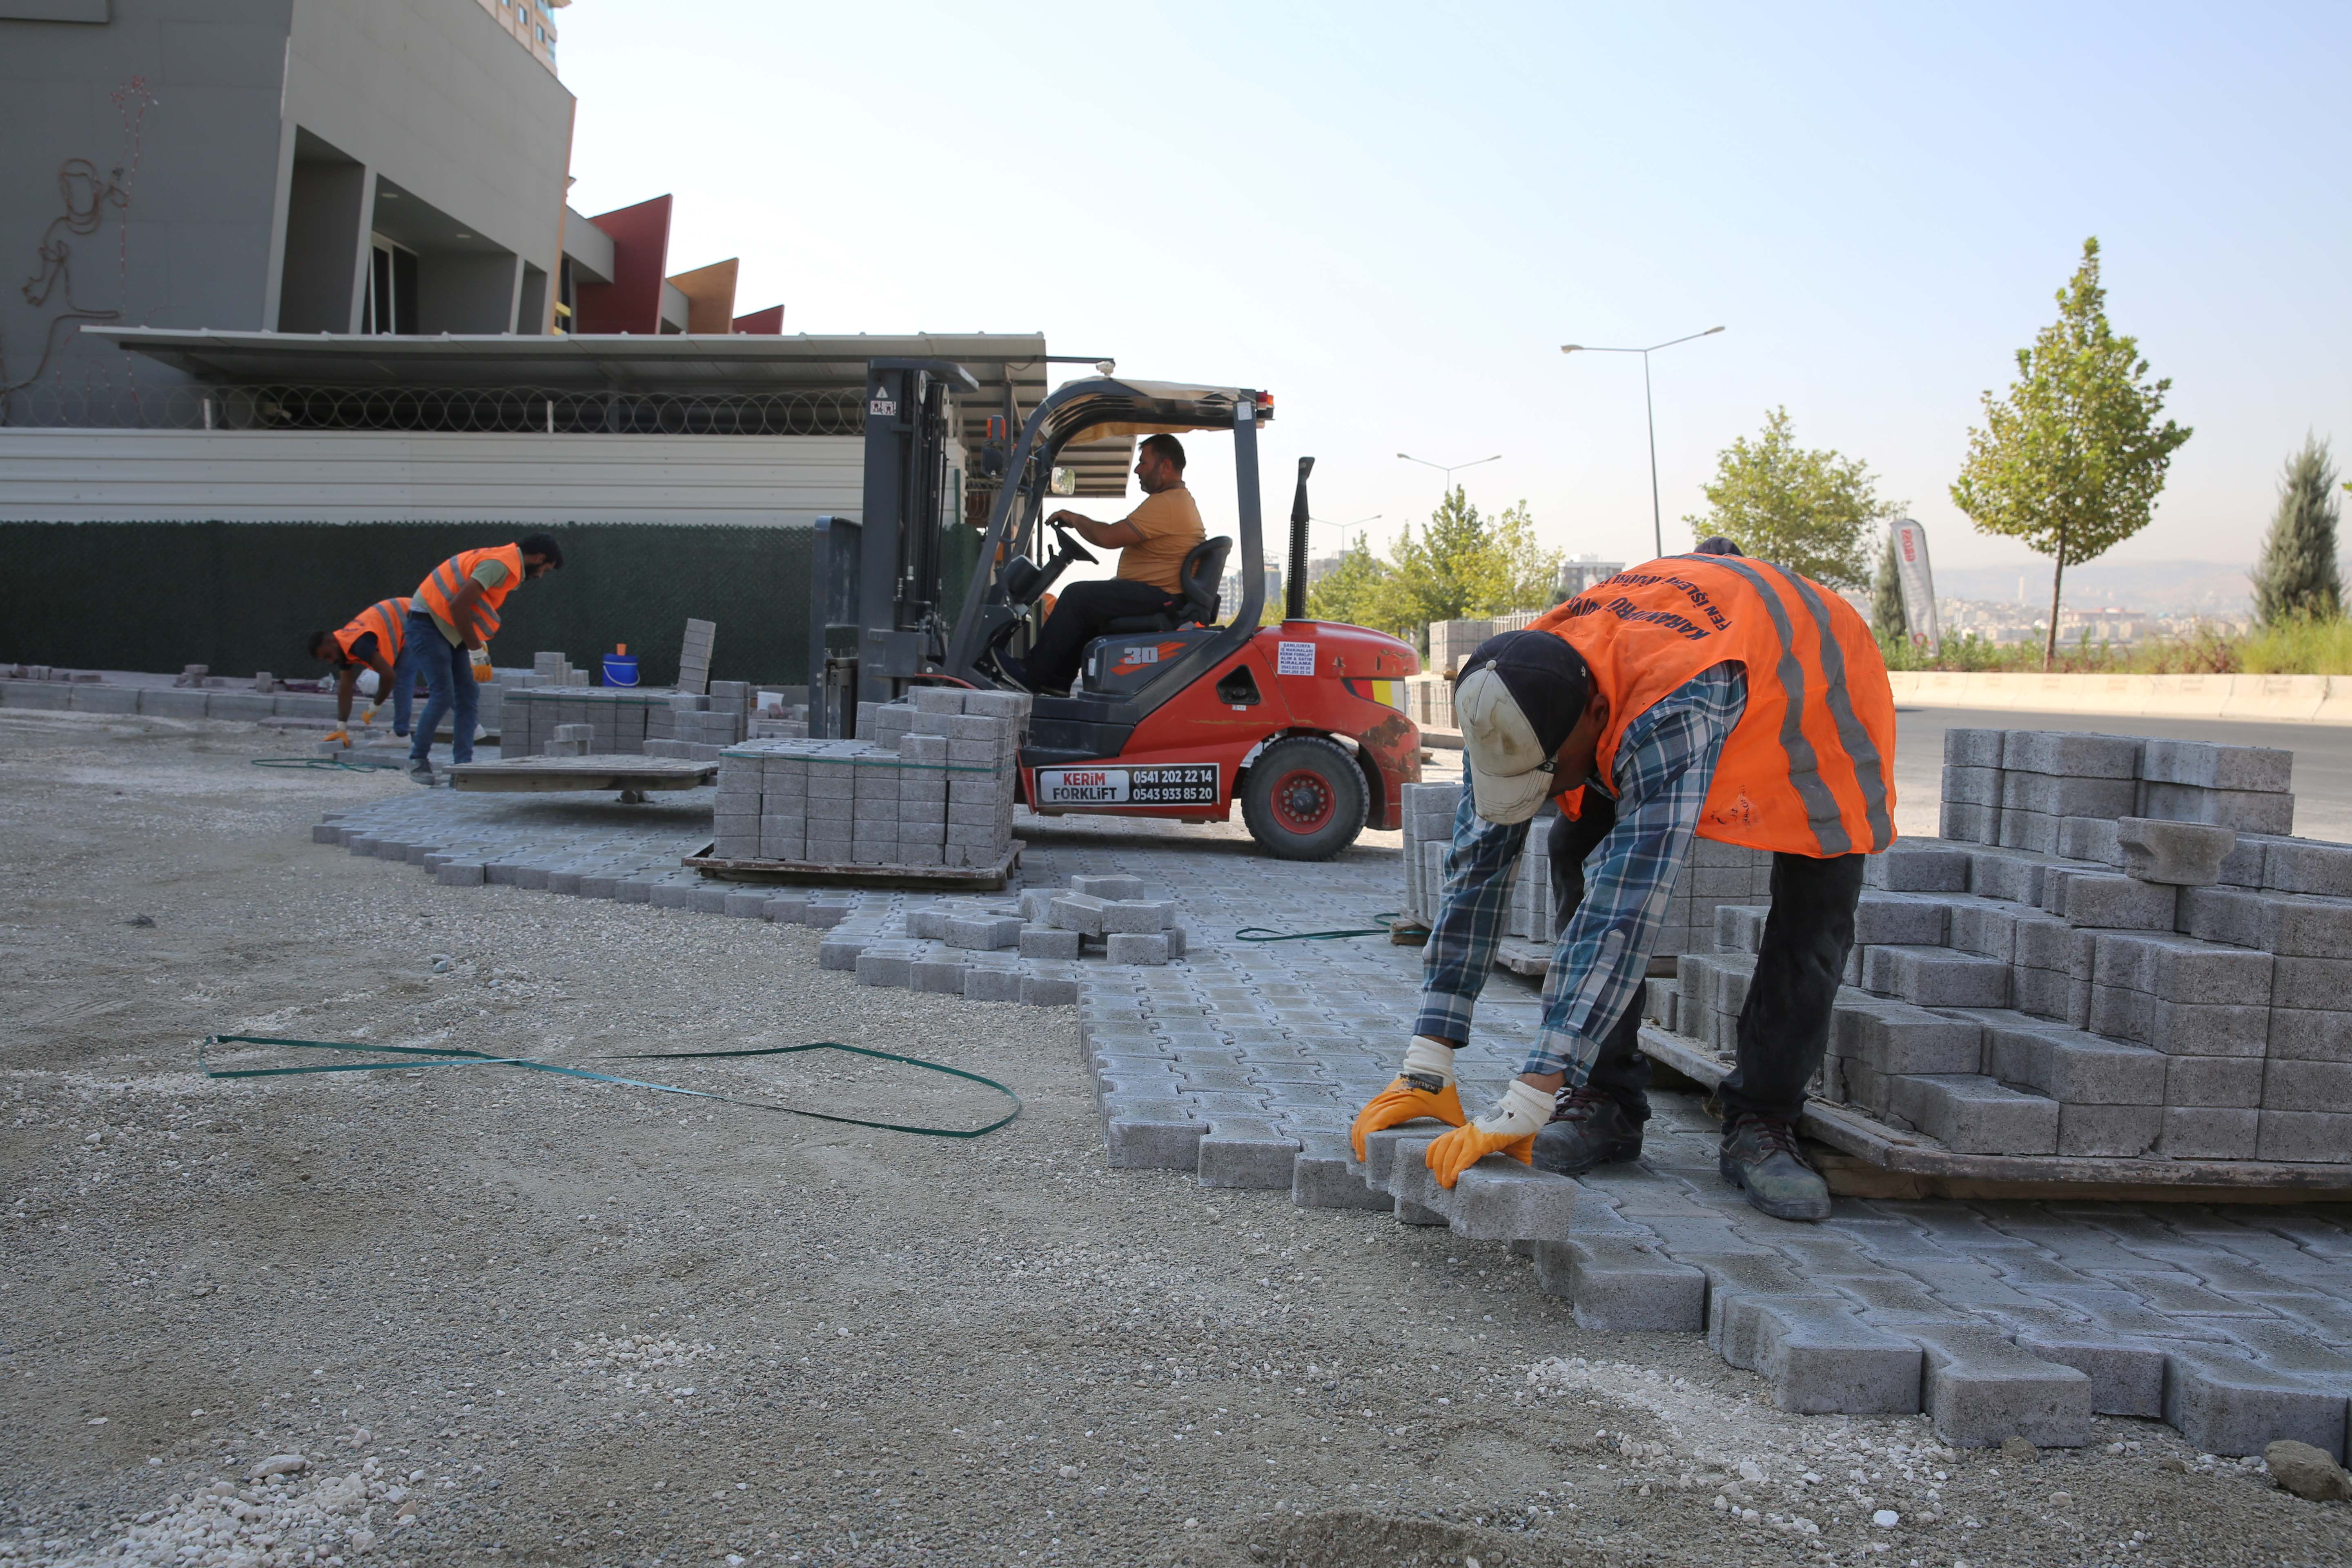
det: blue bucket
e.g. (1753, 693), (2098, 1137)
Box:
(601, 653), (639, 688)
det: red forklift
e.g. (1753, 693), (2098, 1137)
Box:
(808, 366), (1419, 860)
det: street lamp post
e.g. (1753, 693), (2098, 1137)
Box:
(1396, 452), (1501, 503)
(1312, 512), (1382, 555)
(1560, 327), (1724, 559)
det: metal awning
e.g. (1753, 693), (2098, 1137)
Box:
(85, 326), (1138, 497)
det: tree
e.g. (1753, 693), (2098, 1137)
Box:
(1950, 237), (2192, 667)
(1682, 407), (1894, 589)
(2250, 435), (2342, 626)
(1299, 487), (1561, 647)
(1871, 527), (1909, 643)
(1303, 539), (1391, 628)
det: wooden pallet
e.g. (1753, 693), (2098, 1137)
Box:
(448, 753), (716, 802)
(1638, 1025), (2352, 1205)
(683, 841), (1023, 891)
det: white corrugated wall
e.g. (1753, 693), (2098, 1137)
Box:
(0, 430), (863, 524)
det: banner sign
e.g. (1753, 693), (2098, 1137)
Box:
(1891, 518), (1940, 648)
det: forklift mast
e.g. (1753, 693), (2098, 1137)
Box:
(807, 358), (976, 735)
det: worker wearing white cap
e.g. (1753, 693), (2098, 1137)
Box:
(1350, 550), (1898, 1221)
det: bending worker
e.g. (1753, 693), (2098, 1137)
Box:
(405, 534), (563, 780)
(1002, 433), (1203, 694)
(307, 596), (413, 746)
(1350, 550), (1895, 1221)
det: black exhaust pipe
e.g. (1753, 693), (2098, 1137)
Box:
(1284, 456), (1313, 622)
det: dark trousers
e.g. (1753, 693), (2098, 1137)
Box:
(1550, 797), (1863, 1127)
(405, 609), (479, 765)
(1027, 578), (1185, 692)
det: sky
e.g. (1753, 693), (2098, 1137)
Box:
(558, 1), (2352, 596)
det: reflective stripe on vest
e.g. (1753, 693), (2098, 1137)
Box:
(1533, 554), (1898, 858)
(332, 597), (410, 667)
(414, 545), (524, 643)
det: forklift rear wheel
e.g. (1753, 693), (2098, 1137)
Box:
(1241, 735), (1369, 861)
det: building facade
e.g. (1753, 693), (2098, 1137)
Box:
(0, 0), (579, 424)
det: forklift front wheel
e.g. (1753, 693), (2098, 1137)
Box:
(1241, 735), (1369, 862)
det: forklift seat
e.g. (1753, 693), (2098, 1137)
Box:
(1100, 536), (1232, 634)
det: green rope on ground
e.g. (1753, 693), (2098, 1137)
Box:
(198, 1035), (1020, 1139)
(250, 756), (389, 774)
(1234, 913), (1403, 943)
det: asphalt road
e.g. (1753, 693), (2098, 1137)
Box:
(1891, 706), (2352, 845)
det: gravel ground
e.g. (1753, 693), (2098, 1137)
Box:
(3, 710), (2349, 1568)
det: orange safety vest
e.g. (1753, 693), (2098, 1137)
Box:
(330, 597), (410, 668)
(1534, 555), (1897, 858)
(414, 544), (525, 644)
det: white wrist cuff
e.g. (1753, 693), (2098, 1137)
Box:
(1473, 1079), (1554, 1138)
(1400, 1036), (1456, 1086)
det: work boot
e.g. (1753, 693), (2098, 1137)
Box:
(407, 757), (434, 785)
(1529, 1086), (1644, 1177)
(1718, 1113), (1832, 1222)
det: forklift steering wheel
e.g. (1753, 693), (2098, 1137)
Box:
(1049, 519), (1099, 567)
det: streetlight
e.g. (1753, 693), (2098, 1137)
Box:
(1396, 452), (1501, 502)
(1560, 326), (1724, 558)
(1312, 512), (1382, 554)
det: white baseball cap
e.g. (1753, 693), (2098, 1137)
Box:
(1454, 630), (1592, 824)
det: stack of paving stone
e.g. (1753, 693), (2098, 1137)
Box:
(1940, 728), (2297, 847)
(507, 687), (671, 755)
(646, 682), (752, 759)
(706, 687), (1028, 869)
(525, 650), (592, 687)
(1014, 873), (1189, 965)
(1399, 779), (1771, 949)
(676, 617), (716, 695)
(1662, 728), (2352, 1164)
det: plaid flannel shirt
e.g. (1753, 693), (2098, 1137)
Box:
(1415, 662), (1749, 1079)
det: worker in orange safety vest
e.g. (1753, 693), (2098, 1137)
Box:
(403, 535), (563, 780)
(1351, 542), (1896, 1222)
(307, 596), (414, 745)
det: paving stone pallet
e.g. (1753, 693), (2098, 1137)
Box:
(1663, 729), (2352, 1174)
(1639, 1026), (2352, 1203)
(706, 687), (1029, 873)
(504, 679), (752, 757)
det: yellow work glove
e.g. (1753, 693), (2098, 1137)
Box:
(359, 704), (380, 727)
(1348, 1036), (1466, 1160)
(1425, 1080), (1552, 1187)
(323, 729), (351, 747)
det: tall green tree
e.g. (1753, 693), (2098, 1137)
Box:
(1950, 237), (2192, 667)
(2250, 435), (2343, 626)
(1683, 407), (1894, 589)
(1303, 539), (1391, 628)
(1298, 488), (1561, 646)
(1871, 527), (1909, 643)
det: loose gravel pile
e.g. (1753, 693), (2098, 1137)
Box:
(3, 709), (2349, 1568)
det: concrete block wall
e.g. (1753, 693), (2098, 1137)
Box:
(709, 687), (1029, 869)
(1674, 727), (2352, 1163)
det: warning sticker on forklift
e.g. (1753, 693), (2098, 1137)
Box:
(1035, 764), (1219, 806)
(1277, 640), (1316, 676)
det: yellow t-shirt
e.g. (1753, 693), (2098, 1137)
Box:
(1114, 484), (1205, 595)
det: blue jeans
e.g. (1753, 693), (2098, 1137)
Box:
(385, 638), (417, 737)
(405, 609), (478, 765)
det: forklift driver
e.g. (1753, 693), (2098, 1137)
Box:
(1349, 552), (1897, 1224)
(1000, 433), (1205, 694)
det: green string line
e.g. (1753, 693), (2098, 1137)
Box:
(1234, 913), (1403, 943)
(198, 1035), (1020, 1139)
(250, 756), (392, 774)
